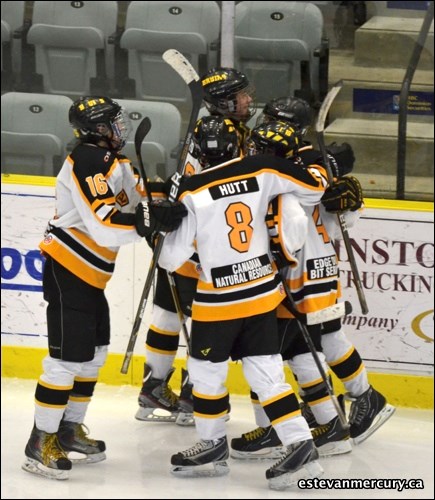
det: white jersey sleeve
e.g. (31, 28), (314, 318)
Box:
(268, 194), (309, 267)
(321, 203), (364, 240)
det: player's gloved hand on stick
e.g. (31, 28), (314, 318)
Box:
(321, 176), (363, 213)
(135, 200), (187, 238)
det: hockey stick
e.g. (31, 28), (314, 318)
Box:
(279, 272), (349, 429)
(316, 81), (369, 315)
(159, 49), (205, 354)
(120, 117), (154, 375)
(283, 295), (352, 326)
(135, 116), (191, 354)
(121, 50), (203, 374)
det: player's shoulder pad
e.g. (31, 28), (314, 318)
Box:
(299, 148), (322, 166)
(70, 143), (118, 177)
(241, 154), (322, 187)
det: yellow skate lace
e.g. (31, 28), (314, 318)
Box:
(41, 434), (68, 466)
(162, 385), (179, 405)
(242, 427), (266, 441)
(75, 423), (98, 445)
(311, 422), (331, 439)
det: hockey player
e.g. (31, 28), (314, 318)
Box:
(135, 67), (256, 426)
(231, 120), (358, 460)
(257, 95), (356, 175)
(230, 99), (395, 461)
(22, 96), (187, 480)
(158, 116), (327, 490)
(262, 97), (396, 444)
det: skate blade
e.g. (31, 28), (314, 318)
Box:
(171, 460), (229, 478)
(67, 451), (106, 464)
(175, 412), (230, 427)
(268, 460), (324, 491)
(135, 406), (177, 422)
(317, 439), (352, 458)
(231, 446), (286, 460)
(22, 457), (69, 480)
(352, 404), (396, 445)
(175, 412), (195, 427)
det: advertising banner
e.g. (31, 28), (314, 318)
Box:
(1, 180), (433, 375)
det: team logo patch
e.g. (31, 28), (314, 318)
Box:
(201, 348), (211, 357)
(279, 283), (285, 295)
(116, 189), (129, 207)
(43, 235), (53, 244)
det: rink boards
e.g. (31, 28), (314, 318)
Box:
(1, 174), (433, 409)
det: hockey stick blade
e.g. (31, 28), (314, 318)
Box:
(280, 273), (351, 325)
(134, 117), (151, 162)
(133, 116), (152, 201)
(305, 301), (352, 326)
(315, 81), (343, 134)
(316, 82), (369, 315)
(163, 49), (203, 201)
(163, 49), (200, 86)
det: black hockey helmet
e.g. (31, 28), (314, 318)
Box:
(247, 121), (299, 158)
(259, 96), (313, 139)
(193, 116), (240, 169)
(69, 96), (132, 151)
(201, 67), (255, 121)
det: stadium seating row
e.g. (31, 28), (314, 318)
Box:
(1, 1), (328, 107)
(1, 1), (330, 178)
(1, 92), (182, 179)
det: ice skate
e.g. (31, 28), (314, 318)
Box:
(347, 386), (396, 444)
(57, 420), (106, 464)
(230, 426), (286, 460)
(171, 436), (229, 477)
(22, 426), (72, 480)
(266, 439), (323, 490)
(312, 415), (352, 457)
(135, 364), (180, 422)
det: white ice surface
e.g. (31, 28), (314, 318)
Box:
(2, 378), (433, 499)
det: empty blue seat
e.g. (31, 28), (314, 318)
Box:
(118, 1), (220, 110)
(1, 92), (74, 176)
(235, 1), (329, 106)
(116, 99), (182, 180)
(1, 1), (26, 91)
(25, 1), (118, 97)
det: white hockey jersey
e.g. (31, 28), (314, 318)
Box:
(277, 200), (363, 318)
(39, 143), (144, 289)
(158, 153), (326, 322)
(274, 145), (363, 318)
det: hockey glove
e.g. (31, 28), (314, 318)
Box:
(326, 142), (356, 177)
(135, 200), (187, 238)
(321, 176), (363, 213)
